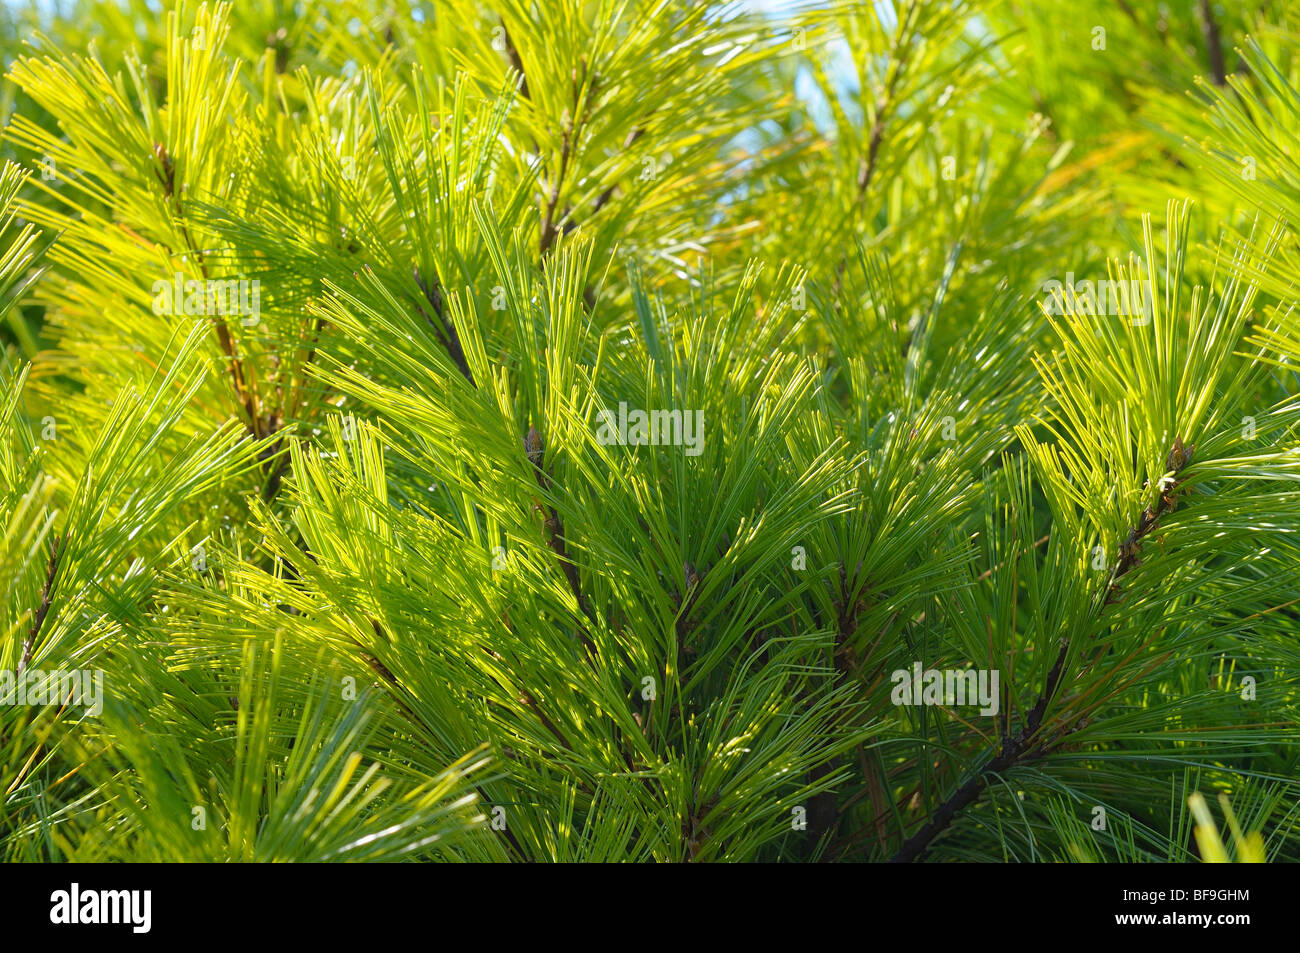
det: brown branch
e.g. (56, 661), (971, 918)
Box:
(831, 0), (921, 297)
(524, 426), (593, 653)
(860, 0), (922, 201)
(539, 126), (573, 259)
(1198, 0), (1227, 86)
(498, 17), (570, 262)
(831, 560), (865, 672)
(348, 620), (399, 685)
(804, 561), (868, 853)
(683, 798), (719, 861)
(414, 265), (474, 384)
(267, 27), (290, 73)
(497, 16), (575, 259)
(518, 689), (572, 751)
(361, 619), (527, 859)
(497, 18), (574, 264)
(977, 533), (1050, 582)
(1109, 438), (1195, 601)
(20, 532), (66, 673)
(883, 632), (1082, 859)
(499, 20), (530, 100)
(156, 141), (304, 505)
(674, 559), (704, 668)
(887, 439), (1198, 862)
(887, 653), (1077, 864)
(1114, 0), (1141, 26)
(260, 440), (293, 502)
(254, 317), (332, 503)
(591, 126), (646, 216)
(888, 734), (1050, 863)
(540, 60), (599, 260)
(154, 142), (261, 434)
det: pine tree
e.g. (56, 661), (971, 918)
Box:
(1, 0), (1297, 862)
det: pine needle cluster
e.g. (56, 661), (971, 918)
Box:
(1, 0), (1297, 862)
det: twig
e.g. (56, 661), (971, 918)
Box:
(260, 440), (293, 502)
(496, 17), (568, 258)
(590, 127), (646, 217)
(886, 439), (1197, 861)
(524, 425), (593, 653)
(155, 141), (308, 504)
(1198, 0), (1227, 86)
(976, 533), (1050, 583)
(414, 265), (474, 384)
(20, 533), (66, 674)
(888, 734), (1050, 863)
(499, 20), (530, 100)
(518, 689), (572, 751)
(154, 142), (261, 435)
(540, 59), (598, 259)
(831, 0), (922, 297)
(538, 125), (573, 259)
(804, 561), (867, 852)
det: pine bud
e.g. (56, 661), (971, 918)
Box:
(525, 425), (544, 468)
(1165, 436), (1194, 473)
(414, 265), (444, 320)
(153, 143), (174, 197)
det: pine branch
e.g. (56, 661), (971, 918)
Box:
(518, 688), (572, 750)
(499, 19), (530, 101)
(154, 138), (304, 504)
(1197, 0), (1227, 87)
(804, 560), (866, 854)
(887, 734), (1052, 863)
(414, 265), (474, 384)
(832, 0), (921, 296)
(1109, 438), (1195, 602)
(541, 60), (598, 259)
(496, 14), (577, 259)
(524, 425), (592, 650)
(259, 441), (293, 502)
(887, 440), (1200, 862)
(19, 532), (65, 674)
(539, 121), (574, 259)
(152, 141), (260, 435)
(675, 559), (702, 664)
(590, 126), (646, 217)
(361, 618), (528, 859)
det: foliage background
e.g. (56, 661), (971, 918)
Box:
(0, 0), (1296, 862)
